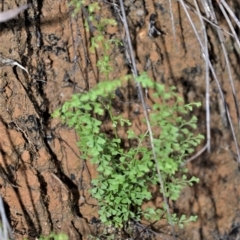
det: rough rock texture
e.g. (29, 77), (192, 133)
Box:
(0, 0), (240, 239)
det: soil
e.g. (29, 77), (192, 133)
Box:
(0, 0), (240, 239)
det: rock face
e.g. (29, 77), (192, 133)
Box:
(0, 0), (240, 239)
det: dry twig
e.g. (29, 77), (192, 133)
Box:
(0, 54), (29, 74)
(0, 4), (29, 23)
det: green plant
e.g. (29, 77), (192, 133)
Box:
(53, 72), (203, 228)
(69, 0), (119, 80)
(54, 0), (204, 230)
(24, 232), (68, 240)
(38, 233), (68, 240)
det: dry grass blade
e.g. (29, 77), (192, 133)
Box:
(200, 0), (214, 21)
(209, 64), (240, 165)
(0, 4), (29, 23)
(183, 143), (208, 166)
(218, 1), (240, 128)
(178, 1), (233, 37)
(177, 0), (240, 164)
(0, 197), (12, 240)
(193, 0), (211, 153)
(212, 2), (240, 131)
(118, 0), (176, 239)
(0, 54), (29, 74)
(218, 3), (240, 59)
(220, 0), (240, 29)
(168, 0), (177, 49)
